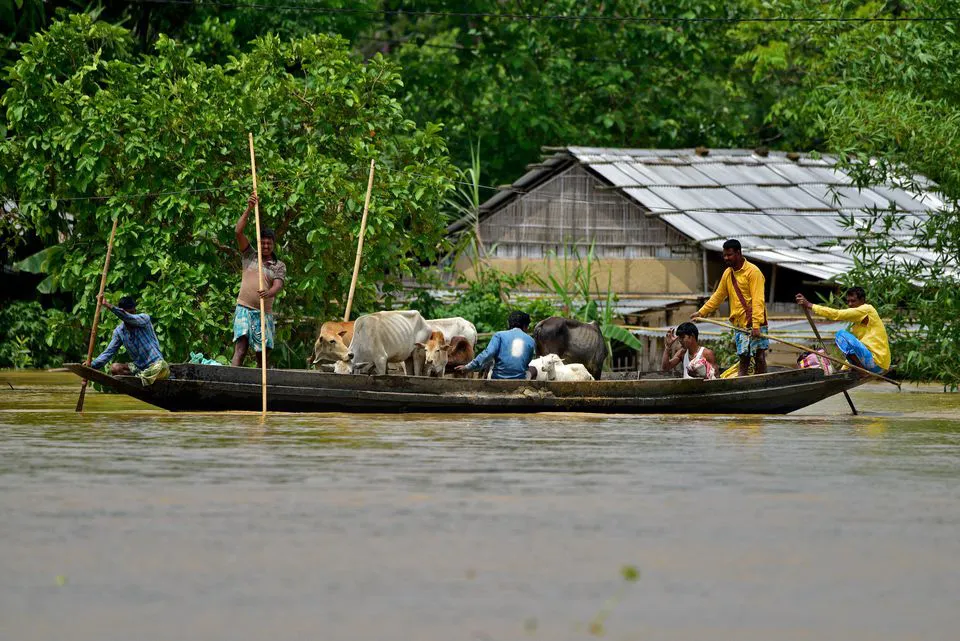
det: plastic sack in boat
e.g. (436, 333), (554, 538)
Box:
(798, 349), (833, 374)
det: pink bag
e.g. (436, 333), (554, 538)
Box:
(799, 349), (833, 374)
(686, 354), (717, 380)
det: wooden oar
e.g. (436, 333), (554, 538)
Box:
(344, 158), (376, 322)
(802, 306), (858, 414)
(248, 132), (267, 419)
(698, 317), (901, 388)
(76, 216), (120, 413)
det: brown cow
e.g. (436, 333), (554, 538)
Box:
(414, 330), (449, 377)
(311, 320), (355, 366)
(444, 336), (475, 378)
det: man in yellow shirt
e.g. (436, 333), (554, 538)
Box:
(691, 239), (768, 376)
(795, 287), (890, 374)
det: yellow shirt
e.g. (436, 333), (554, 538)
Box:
(811, 303), (891, 370)
(698, 260), (767, 329)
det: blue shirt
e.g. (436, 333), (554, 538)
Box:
(465, 328), (536, 380)
(90, 307), (165, 371)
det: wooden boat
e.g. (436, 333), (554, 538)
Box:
(65, 363), (864, 414)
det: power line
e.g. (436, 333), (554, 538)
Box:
(127, 0), (959, 24)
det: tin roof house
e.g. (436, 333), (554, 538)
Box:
(448, 146), (943, 326)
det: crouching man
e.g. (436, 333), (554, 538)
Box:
(795, 287), (890, 374)
(90, 295), (170, 385)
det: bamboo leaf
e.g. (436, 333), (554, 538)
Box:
(602, 324), (645, 353)
(13, 245), (64, 274)
(36, 275), (57, 294)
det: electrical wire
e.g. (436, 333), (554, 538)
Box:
(125, 0), (959, 24)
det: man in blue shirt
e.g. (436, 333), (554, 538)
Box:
(90, 295), (170, 385)
(457, 311), (536, 380)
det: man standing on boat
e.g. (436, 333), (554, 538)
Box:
(90, 295), (170, 385)
(691, 239), (768, 376)
(456, 311), (536, 379)
(231, 194), (286, 369)
(795, 288), (890, 374)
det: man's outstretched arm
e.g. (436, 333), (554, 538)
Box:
(90, 329), (122, 369)
(461, 334), (501, 372)
(235, 194), (258, 252)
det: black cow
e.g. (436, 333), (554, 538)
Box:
(532, 317), (608, 380)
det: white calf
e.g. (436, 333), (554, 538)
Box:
(530, 353), (594, 382)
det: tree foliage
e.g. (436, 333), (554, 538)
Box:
(1, 15), (454, 366)
(386, 0), (760, 183)
(731, 0), (960, 385)
(5, 3), (960, 382)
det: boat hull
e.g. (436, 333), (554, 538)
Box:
(65, 363), (864, 414)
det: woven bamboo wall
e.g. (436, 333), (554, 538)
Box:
(479, 165), (697, 259)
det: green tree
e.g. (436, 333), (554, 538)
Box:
(1, 0), (379, 55)
(732, 0), (960, 385)
(6, 1), (773, 186)
(1, 15), (454, 366)
(386, 0), (762, 183)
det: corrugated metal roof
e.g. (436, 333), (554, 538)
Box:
(472, 147), (945, 281)
(568, 147), (942, 280)
(601, 298), (685, 315)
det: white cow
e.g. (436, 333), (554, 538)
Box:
(340, 310), (432, 376)
(529, 353), (594, 382)
(426, 317), (478, 348)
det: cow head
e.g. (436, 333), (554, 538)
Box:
(333, 359), (353, 375)
(312, 328), (353, 365)
(416, 331), (450, 377)
(445, 336), (474, 368)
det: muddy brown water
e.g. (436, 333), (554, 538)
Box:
(2, 371), (959, 641)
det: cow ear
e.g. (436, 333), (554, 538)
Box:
(440, 345), (450, 351)
(415, 342), (425, 349)
(338, 330), (348, 337)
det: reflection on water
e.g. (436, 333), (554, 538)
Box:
(2, 372), (960, 641)
(856, 418), (889, 439)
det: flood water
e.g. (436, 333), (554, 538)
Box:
(2, 371), (960, 641)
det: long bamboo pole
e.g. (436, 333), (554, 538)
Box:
(698, 317), (901, 388)
(344, 158), (376, 322)
(76, 216), (120, 413)
(248, 133), (267, 418)
(802, 306), (858, 415)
